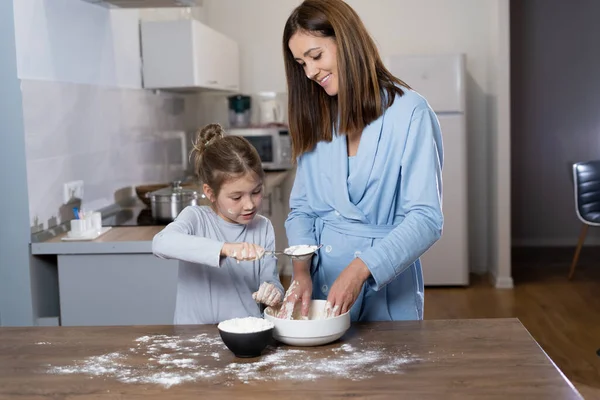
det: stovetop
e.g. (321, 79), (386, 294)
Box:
(102, 205), (167, 227)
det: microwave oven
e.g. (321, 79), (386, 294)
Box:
(227, 127), (293, 171)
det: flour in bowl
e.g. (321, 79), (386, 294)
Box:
(217, 317), (274, 333)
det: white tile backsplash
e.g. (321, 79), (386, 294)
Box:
(22, 80), (200, 231)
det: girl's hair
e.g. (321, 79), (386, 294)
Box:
(191, 123), (264, 196)
(282, 0), (410, 160)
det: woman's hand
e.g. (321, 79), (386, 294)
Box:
(252, 282), (283, 307)
(324, 258), (371, 318)
(221, 242), (265, 262)
(276, 265), (313, 319)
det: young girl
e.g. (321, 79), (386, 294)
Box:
(152, 123), (284, 325)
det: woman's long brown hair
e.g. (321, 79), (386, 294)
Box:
(283, 0), (410, 160)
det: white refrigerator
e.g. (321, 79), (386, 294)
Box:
(385, 54), (469, 286)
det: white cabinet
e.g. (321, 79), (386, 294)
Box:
(81, 0), (203, 7)
(140, 19), (239, 91)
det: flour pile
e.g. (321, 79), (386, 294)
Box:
(47, 334), (420, 388)
(218, 317), (274, 333)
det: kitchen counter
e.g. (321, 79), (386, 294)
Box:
(0, 318), (582, 399)
(31, 170), (292, 256)
(31, 226), (164, 255)
(29, 170), (294, 327)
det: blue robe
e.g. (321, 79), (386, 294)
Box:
(285, 89), (444, 322)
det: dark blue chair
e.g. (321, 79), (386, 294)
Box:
(568, 160), (600, 279)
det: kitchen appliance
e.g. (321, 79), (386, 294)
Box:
(101, 180), (207, 227)
(147, 181), (205, 222)
(135, 179), (200, 207)
(135, 183), (169, 207)
(228, 95), (251, 128)
(385, 53), (469, 286)
(257, 92), (284, 125)
(227, 127), (293, 171)
(102, 206), (160, 227)
(80, 0), (204, 8)
(140, 19), (240, 91)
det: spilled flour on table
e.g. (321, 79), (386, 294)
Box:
(47, 333), (421, 388)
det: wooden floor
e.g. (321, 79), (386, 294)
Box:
(426, 246), (600, 399)
(282, 246), (600, 399)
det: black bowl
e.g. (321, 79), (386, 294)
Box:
(218, 327), (274, 358)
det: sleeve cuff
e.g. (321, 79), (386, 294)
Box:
(359, 248), (395, 291)
(214, 241), (225, 267)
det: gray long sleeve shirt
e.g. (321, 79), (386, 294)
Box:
(152, 205), (284, 325)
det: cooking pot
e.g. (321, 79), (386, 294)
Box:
(146, 181), (205, 222)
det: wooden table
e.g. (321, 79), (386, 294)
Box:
(0, 318), (583, 399)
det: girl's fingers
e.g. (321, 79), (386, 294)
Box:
(274, 291), (282, 306)
(254, 282), (282, 305)
(263, 283), (273, 297)
(256, 282), (267, 300)
(240, 243), (250, 260)
(227, 243), (267, 261)
(267, 289), (280, 306)
(255, 245), (265, 260)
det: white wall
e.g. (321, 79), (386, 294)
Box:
(204, 0), (505, 275)
(487, 0), (512, 288)
(13, 0), (200, 231)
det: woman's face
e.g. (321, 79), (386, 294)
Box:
(203, 172), (263, 225)
(289, 31), (339, 96)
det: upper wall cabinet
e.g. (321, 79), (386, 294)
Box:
(81, 0), (203, 8)
(140, 19), (240, 91)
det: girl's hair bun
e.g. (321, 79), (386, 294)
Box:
(193, 123), (225, 155)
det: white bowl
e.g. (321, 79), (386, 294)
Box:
(263, 299), (351, 346)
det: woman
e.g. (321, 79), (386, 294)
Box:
(278, 0), (444, 322)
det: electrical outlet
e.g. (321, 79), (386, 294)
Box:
(63, 180), (84, 203)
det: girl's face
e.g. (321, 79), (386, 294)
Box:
(289, 32), (339, 96)
(204, 172), (263, 225)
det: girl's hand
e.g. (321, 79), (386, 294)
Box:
(221, 242), (265, 262)
(324, 259), (371, 318)
(252, 282), (283, 307)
